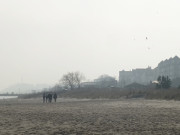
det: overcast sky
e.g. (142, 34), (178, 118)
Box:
(0, 0), (180, 90)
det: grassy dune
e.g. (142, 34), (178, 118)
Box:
(58, 88), (180, 100)
(19, 88), (180, 101)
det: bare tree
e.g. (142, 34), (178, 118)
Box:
(61, 72), (75, 90)
(61, 72), (85, 90)
(74, 71), (85, 89)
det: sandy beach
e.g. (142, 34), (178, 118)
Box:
(0, 98), (180, 135)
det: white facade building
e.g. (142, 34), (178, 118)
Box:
(119, 56), (180, 87)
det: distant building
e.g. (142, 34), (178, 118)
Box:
(81, 82), (96, 88)
(119, 56), (180, 87)
(94, 75), (117, 88)
(81, 75), (117, 88)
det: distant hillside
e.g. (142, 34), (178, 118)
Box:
(0, 83), (50, 94)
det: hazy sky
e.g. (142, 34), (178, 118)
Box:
(0, 0), (180, 90)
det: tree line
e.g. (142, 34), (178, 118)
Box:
(156, 75), (171, 89)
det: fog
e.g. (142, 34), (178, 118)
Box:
(0, 0), (180, 91)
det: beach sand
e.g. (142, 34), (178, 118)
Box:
(0, 98), (180, 135)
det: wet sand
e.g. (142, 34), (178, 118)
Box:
(0, 98), (180, 135)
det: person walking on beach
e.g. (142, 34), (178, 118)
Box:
(53, 92), (57, 102)
(43, 92), (46, 103)
(46, 94), (49, 103)
(49, 93), (52, 103)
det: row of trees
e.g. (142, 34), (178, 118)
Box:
(156, 76), (171, 89)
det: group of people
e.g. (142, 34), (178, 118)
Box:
(43, 92), (57, 103)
